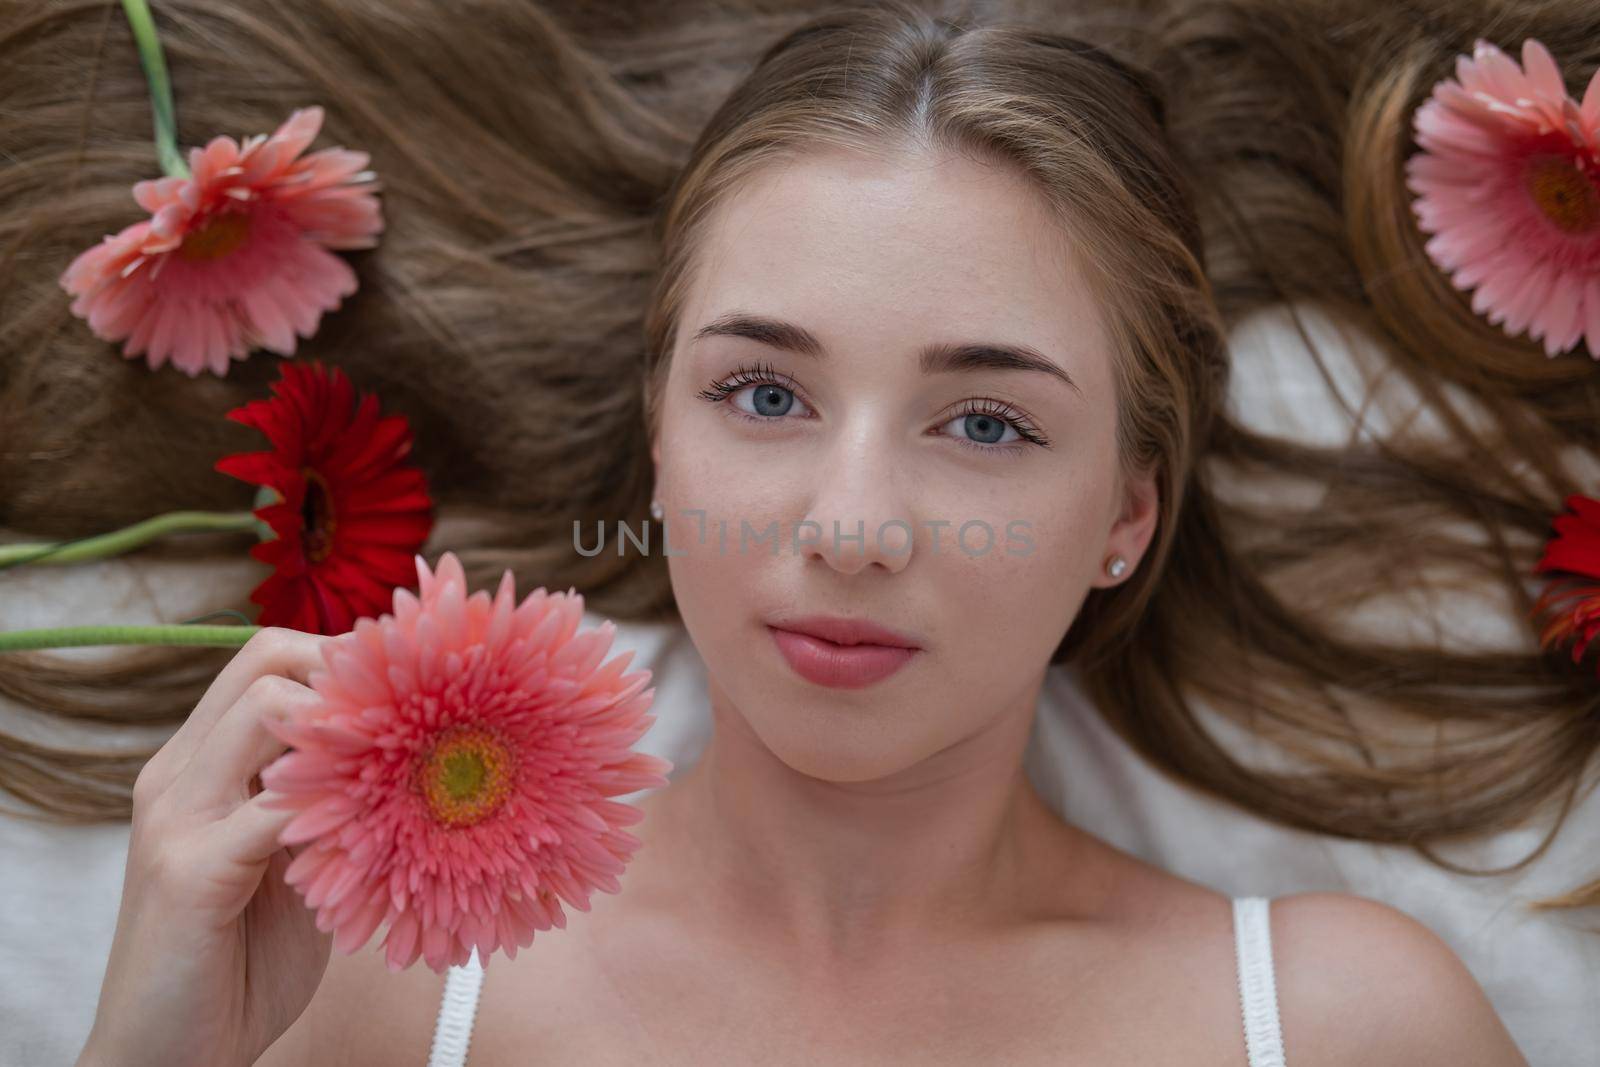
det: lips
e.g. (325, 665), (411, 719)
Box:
(766, 614), (923, 650)
(765, 614), (923, 689)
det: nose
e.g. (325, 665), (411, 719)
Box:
(799, 423), (915, 575)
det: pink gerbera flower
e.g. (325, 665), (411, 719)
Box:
(258, 551), (674, 973)
(59, 105), (383, 378)
(1405, 38), (1600, 357)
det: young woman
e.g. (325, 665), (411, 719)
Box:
(11, 0), (1590, 1064)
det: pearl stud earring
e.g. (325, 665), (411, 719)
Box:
(650, 498), (664, 521)
(1106, 555), (1127, 579)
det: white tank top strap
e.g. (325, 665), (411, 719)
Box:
(1232, 896), (1287, 1067)
(428, 946), (487, 1067)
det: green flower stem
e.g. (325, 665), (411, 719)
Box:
(0, 510), (260, 569)
(0, 624), (259, 652)
(121, 0), (189, 179)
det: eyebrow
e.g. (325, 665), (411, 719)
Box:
(691, 312), (1083, 397)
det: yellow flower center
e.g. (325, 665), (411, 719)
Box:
(417, 726), (515, 828)
(300, 468), (336, 564)
(1525, 155), (1600, 234)
(177, 211), (252, 261)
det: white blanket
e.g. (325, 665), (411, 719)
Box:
(2, 305), (1596, 1065)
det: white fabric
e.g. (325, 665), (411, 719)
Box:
(2, 304), (1596, 1067)
(427, 947), (485, 1067)
(1233, 897), (1287, 1067)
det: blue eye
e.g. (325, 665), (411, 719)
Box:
(936, 399), (1049, 454)
(695, 360), (814, 422)
(734, 382), (808, 419)
(944, 411), (1019, 446)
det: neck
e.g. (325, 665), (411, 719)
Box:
(644, 674), (1069, 970)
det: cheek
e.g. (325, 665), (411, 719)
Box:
(656, 426), (782, 637)
(922, 501), (1094, 680)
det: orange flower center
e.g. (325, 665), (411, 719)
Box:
(417, 726), (515, 828)
(300, 468), (336, 564)
(177, 210), (252, 261)
(1525, 155), (1600, 234)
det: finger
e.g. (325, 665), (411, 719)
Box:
(169, 673), (322, 811)
(214, 787), (307, 868)
(144, 627), (332, 797)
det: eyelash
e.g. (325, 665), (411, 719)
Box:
(694, 359), (1051, 454)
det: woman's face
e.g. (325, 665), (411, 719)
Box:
(651, 143), (1158, 782)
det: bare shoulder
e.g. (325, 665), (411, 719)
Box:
(253, 936), (448, 1067)
(1269, 892), (1528, 1067)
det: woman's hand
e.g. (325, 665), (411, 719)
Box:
(77, 627), (338, 1067)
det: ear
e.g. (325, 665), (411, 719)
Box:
(1097, 464), (1159, 587)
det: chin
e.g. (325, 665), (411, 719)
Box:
(699, 622), (954, 783)
(739, 701), (941, 784)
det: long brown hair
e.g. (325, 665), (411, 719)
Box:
(2, 0), (1596, 908)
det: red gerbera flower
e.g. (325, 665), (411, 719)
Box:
(214, 360), (433, 635)
(1531, 493), (1600, 672)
